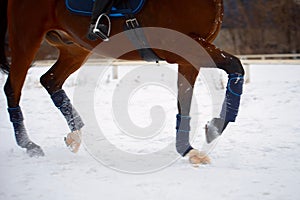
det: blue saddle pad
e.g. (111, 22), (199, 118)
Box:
(66, 0), (145, 17)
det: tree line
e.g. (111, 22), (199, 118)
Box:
(215, 0), (300, 54)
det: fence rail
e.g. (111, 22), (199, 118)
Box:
(34, 54), (300, 66)
(237, 54), (300, 65)
(237, 53), (300, 60)
(235, 54), (300, 83)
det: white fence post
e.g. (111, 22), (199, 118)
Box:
(112, 65), (118, 79)
(244, 64), (251, 84)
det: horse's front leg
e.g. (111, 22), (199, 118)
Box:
(195, 39), (245, 144)
(4, 6), (46, 156)
(0, 0), (10, 74)
(40, 40), (90, 153)
(4, 50), (45, 157)
(176, 64), (211, 165)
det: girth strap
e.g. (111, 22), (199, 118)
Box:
(123, 1), (163, 62)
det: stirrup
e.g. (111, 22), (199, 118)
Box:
(94, 13), (111, 42)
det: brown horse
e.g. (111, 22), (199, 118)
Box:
(1, 0), (244, 164)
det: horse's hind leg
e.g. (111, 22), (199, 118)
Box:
(195, 38), (245, 144)
(40, 34), (90, 153)
(176, 64), (211, 165)
(0, 0), (9, 73)
(4, 19), (46, 157)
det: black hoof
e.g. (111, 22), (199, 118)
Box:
(25, 142), (45, 157)
(205, 118), (228, 143)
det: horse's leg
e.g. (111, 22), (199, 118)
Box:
(40, 35), (90, 153)
(176, 64), (211, 165)
(195, 38), (245, 144)
(4, 25), (46, 157)
(0, 0), (9, 74)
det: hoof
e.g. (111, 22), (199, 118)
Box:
(64, 130), (81, 153)
(205, 118), (226, 143)
(187, 149), (211, 166)
(25, 142), (45, 157)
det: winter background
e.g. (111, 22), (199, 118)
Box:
(0, 62), (300, 200)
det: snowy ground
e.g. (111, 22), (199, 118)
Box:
(0, 63), (300, 200)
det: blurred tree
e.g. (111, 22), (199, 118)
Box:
(215, 0), (300, 54)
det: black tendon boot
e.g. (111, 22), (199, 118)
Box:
(206, 73), (244, 143)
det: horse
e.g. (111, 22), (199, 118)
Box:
(0, 0), (244, 165)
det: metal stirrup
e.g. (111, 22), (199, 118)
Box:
(93, 13), (111, 42)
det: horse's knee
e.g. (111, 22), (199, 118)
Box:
(231, 57), (245, 75)
(4, 79), (11, 97)
(40, 73), (62, 94)
(4, 78), (17, 107)
(220, 56), (245, 75)
(40, 74), (51, 93)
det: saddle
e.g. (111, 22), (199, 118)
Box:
(65, 0), (146, 17)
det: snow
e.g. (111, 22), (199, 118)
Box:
(0, 63), (300, 200)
